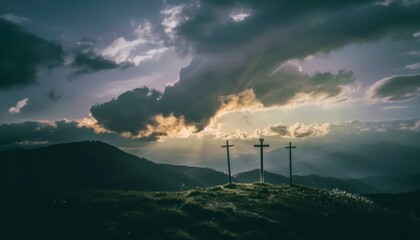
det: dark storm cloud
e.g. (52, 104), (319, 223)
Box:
(91, 61), (354, 136)
(47, 89), (61, 101)
(90, 87), (163, 138)
(175, 0), (374, 54)
(91, 0), (420, 139)
(69, 50), (119, 79)
(174, 0), (420, 55)
(0, 19), (64, 89)
(367, 74), (420, 102)
(253, 64), (355, 106)
(0, 18), (126, 86)
(68, 42), (126, 80)
(159, 59), (354, 128)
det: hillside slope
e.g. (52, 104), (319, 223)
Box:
(235, 169), (379, 193)
(0, 140), (230, 191)
(2, 183), (419, 240)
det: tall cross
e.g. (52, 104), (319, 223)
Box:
(222, 140), (234, 185)
(254, 138), (269, 183)
(285, 142), (297, 185)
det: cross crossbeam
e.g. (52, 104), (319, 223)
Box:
(254, 138), (269, 183)
(285, 142), (297, 185)
(222, 140), (234, 185)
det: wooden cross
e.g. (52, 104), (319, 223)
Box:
(254, 138), (269, 183)
(222, 140), (234, 185)
(285, 142), (297, 185)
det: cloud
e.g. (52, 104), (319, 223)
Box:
(0, 20), (126, 84)
(406, 62), (420, 69)
(262, 123), (331, 138)
(382, 105), (409, 110)
(366, 74), (420, 102)
(408, 120), (420, 131)
(0, 13), (29, 24)
(405, 50), (420, 56)
(230, 9), (252, 23)
(172, 0), (420, 55)
(90, 61), (354, 139)
(90, 87), (164, 140)
(69, 50), (119, 78)
(47, 89), (61, 101)
(90, 0), (420, 141)
(130, 47), (169, 65)
(8, 98), (28, 114)
(0, 19), (64, 89)
(161, 5), (185, 40)
(100, 37), (146, 64)
(252, 62), (355, 107)
(67, 41), (122, 79)
(201, 122), (331, 140)
(0, 119), (146, 147)
(99, 20), (168, 66)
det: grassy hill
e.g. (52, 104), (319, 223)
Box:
(0, 140), (230, 191)
(2, 183), (419, 240)
(234, 169), (379, 193)
(2, 141), (419, 239)
(367, 189), (420, 216)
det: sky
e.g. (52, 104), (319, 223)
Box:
(1, 0), (420, 176)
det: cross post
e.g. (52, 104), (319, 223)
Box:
(222, 140), (234, 185)
(254, 138), (269, 183)
(285, 142), (297, 185)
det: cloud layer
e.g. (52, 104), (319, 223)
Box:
(0, 19), (64, 89)
(88, 0), (420, 141)
(68, 43), (121, 80)
(367, 74), (420, 102)
(0, 120), (140, 147)
(91, 62), (354, 140)
(0, 18), (129, 88)
(8, 98), (29, 114)
(210, 122), (331, 140)
(263, 123), (330, 139)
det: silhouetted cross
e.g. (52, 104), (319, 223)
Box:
(285, 142), (297, 185)
(222, 140), (234, 185)
(254, 138), (269, 183)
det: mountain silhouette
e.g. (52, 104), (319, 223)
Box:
(0, 140), (231, 191)
(2, 140), (419, 194)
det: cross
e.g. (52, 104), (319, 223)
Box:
(285, 142), (297, 185)
(222, 140), (234, 185)
(254, 138), (269, 183)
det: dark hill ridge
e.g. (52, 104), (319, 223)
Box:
(2, 140), (419, 194)
(0, 140), (230, 191)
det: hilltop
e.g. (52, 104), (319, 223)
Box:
(2, 183), (419, 240)
(235, 169), (379, 193)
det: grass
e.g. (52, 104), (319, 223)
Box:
(2, 183), (420, 240)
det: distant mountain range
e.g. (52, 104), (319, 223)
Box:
(191, 141), (420, 179)
(1, 140), (419, 193)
